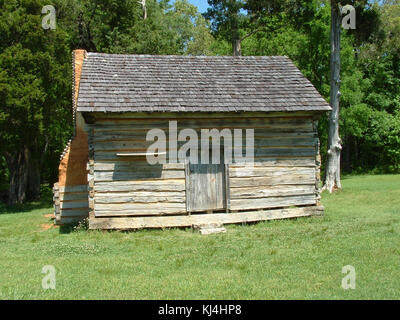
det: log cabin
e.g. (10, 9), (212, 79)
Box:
(53, 49), (331, 230)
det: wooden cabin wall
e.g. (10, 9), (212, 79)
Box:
(53, 184), (89, 224)
(90, 112), (320, 217)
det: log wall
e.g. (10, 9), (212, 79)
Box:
(53, 183), (89, 224)
(89, 112), (321, 222)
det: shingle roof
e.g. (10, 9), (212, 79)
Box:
(77, 53), (331, 113)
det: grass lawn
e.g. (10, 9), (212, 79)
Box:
(0, 174), (399, 299)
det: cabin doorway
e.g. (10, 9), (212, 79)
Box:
(185, 147), (227, 212)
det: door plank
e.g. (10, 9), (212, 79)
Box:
(188, 163), (226, 211)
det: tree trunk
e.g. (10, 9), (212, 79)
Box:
(26, 138), (48, 201)
(27, 156), (41, 200)
(139, 0), (147, 20)
(5, 146), (30, 205)
(345, 135), (351, 173)
(354, 137), (358, 168)
(233, 39), (242, 56)
(324, 1), (342, 193)
(230, 0), (241, 56)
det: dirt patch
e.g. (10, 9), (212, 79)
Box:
(38, 223), (57, 232)
(43, 213), (54, 219)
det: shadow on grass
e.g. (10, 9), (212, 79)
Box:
(58, 218), (89, 234)
(0, 186), (53, 215)
(59, 225), (75, 234)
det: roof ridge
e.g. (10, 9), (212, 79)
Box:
(87, 52), (290, 59)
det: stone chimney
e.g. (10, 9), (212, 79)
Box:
(57, 49), (89, 189)
(72, 49), (87, 117)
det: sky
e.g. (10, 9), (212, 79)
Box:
(184, 0), (210, 13)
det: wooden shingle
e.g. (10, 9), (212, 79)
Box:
(77, 53), (331, 113)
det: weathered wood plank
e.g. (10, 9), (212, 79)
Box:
(229, 166), (315, 178)
(230, 194), (316, 210)
(94, 125), (313, 135)
(93, 137), (315, 152)
(94, 148), (315, 161)
(184, 161), (191, 212)
(94, 210), (188, 217)
(95, 192), (185, 203)
(93, 117), (313, 130)
(230, 174), (315, 188)
(91, 155), (315, 164)
(56, 216), (88, 225)
(94, 180), (186, 192)
(95, 202), (186, 212)
(58, 192), (88, 201)
(93, 131), (315, 143)
(89, 205), (324, 229)
(94, 170), (185, 181)
(60, 201), (89, 209)
(92, 111), (318, 120)
(95, 208), (187, 216)
(93, 134), (315, 146)
(225, 164), (230, 210)
(94, 162), (184, 171)
(56, 208), (89, 217)
(230, 184), (316, 199)
(228, 158), (315, 167)
(57, 185), (88, 193)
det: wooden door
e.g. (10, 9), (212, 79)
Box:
(186, 162), (226, 212)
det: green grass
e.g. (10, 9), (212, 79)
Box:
(0, 175), (399, 299)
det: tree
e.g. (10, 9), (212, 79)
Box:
(0, 0), (72, 204)
(323, 0), (342, 192)
(169, 0), (214, 55)
(205, 0), (246, 55)
(205, 0), (294, 56)
(0, 0), (216, 205)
